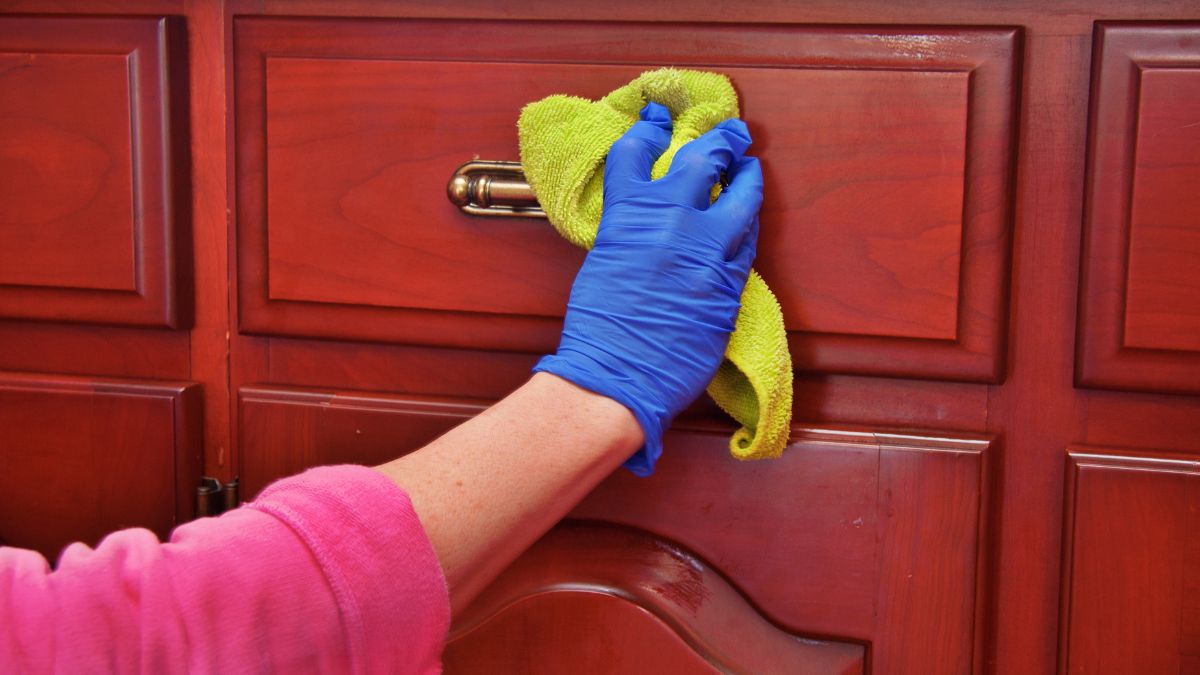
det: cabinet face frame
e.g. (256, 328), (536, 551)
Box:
(1076, 22), (1200, 395)
(233, 18), (1020, 384)
(0, 15), (191, 329)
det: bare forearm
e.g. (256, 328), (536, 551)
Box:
(374, 372), (643, 614)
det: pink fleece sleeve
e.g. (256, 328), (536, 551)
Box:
(0, 465), (450, 674)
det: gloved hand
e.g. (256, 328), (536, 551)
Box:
(533, 101), (764, 476)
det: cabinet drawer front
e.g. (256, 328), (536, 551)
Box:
(235, 18), (1018, 381)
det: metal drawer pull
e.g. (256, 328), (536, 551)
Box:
(447, 160), (546, 218)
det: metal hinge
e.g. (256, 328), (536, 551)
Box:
(196, 477), (240, 518)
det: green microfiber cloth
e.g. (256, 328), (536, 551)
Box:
(517, 68), (793, 462)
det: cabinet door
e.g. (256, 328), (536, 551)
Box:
(0, 13), (196, 562)
(234, 18), (1017, 382)
(0, 373), (201, 560)
(238, 385), (990, 672)
(231, 15), (1018, 672)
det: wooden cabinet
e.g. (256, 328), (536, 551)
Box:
(2, 1), (1200, 673)
(0, 13), (198, 558)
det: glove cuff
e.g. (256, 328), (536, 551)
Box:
(532, 354), (665, 477)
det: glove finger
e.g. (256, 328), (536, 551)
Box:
(708, 155), (764, 259)
(604, 102), (673, 186)
(664, 118), (752, 209)
(730, 214), (760, 272)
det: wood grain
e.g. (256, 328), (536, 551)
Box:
(1076, 23), (1200, 395)
(576, 427), (990, 673)
(0, 371), (201, 561)
(0, 51), (135, 291)
(0, 15), (190, 328)
(6, 2), (1200, 673)
(234, 18), (1017, 383)
(184, 0), (236, 480)
(238, 382), (988, 673)
(1124, 66), (1200, 352)
(1060, 447), (1200, 673)
(444, 522), (866, 675)
(0, 319), (190, 380)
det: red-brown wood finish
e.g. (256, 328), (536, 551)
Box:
(238, 385), (486, 497)
(0, 371), (201, 560)
(0, 15), (191, 328)
(443, 522), (866, 675)
(1059, 448), (1200, 673)
(1077, 23), (1200, 395)
(3, 1), (1200, 673)
(233, 18), (1018, 383)
(237, 384), (988, 673)
(576, 427), (990, 673)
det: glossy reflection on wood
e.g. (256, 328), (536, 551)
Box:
(444, 522), (865, 675)
(236, 382), (987, 674)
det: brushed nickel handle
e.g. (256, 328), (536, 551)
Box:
(447, 160), (547, 218)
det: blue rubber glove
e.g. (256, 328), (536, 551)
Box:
(533, 102), (764, 476)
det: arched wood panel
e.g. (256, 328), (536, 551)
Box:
(237, 385), (990, 672)
(444, 522), (865, 675)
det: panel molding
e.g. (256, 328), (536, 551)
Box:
(234, 18), (1019, 383)
(576, 426), (993, 674)
(238, 381), (988, 667)
(445, 521), (866, 674)
(1076, 22), (1200, 394)
(0, 370), (201, 558)
(1059, 446), (1200, 673)
(237, 383), (991, 673)
(0, 15), (190, 328)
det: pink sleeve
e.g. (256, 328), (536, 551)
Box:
(0, 465), (450, 674)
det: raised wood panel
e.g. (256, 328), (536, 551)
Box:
(0, 371), (201, 560)
(0, 15), (189, 328)
(1060, 447), (1200, 674)
(444, 523), (865, 675)
(576, 427), (991, 674)
(1077, 23), (1200, 394)
(236, 384), (988, 673)
(752, 67), (968, 342)
(235, 18), (1018, 382)
(1124, 67), (1200, 352)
